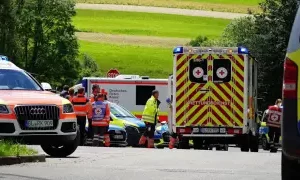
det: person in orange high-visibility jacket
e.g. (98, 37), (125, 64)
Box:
(90, 84), (100, 103)
(100, 88), (108, 101)
(71, 87), (91, 146)
(91, 93), (111, 147)
(66, 88), (74, 102)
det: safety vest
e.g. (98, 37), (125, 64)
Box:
(141, 96), (159, 124)
(90, 93), (97, 103)
(92, 101), (110, 126)
(71, 94), (89, 117)
(267, 105), (282, 128)
(67, 95), (74, 102)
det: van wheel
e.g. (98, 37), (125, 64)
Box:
(41, 127), (80, 157)
(282, 153), (300, 179)
(250, 135), (259, 152)
(178, 137), (189, 149)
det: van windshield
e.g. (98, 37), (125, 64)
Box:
(0, 69), (42, 90)
(110, 103), (135, 118)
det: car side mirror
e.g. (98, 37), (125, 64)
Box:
(41, 82), (52, 91)
(110, 116), (113, 121)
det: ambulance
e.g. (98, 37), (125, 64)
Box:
(167, 46), (259, 151)
(81, 75), (169, 122)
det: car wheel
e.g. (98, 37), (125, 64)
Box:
(262, 135), (270, 150)
(282, 153), (300, 180)
(41, 127), (80, 157)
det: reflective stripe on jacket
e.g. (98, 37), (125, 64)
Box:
(71, 94), (89, 117)
(141, 96), (159, 124)
(92, 100), (110, 126)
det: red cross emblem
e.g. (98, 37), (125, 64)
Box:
(193, 67), (204, 78)
(216, 67), (227, 79)
(95, 108), (102, 114)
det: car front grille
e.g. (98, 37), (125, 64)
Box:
(14, 105), (60, 130)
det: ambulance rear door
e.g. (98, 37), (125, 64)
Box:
(173, 47), (246, 132)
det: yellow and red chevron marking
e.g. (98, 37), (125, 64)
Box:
(175, 53), (245, 127)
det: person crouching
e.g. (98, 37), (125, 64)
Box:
(91, 93), (111, 147)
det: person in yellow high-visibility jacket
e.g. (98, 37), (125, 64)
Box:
(139, 90), (161, 148)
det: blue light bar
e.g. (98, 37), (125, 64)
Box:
(173, 46), (183, 54)
(238, 47), (249, 54)
(0, 55), (8, 61)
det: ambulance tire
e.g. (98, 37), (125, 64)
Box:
(240, 134), (249, 152)
(250, 135), (259, 152)
(41, 127), (80, 157)
(178, 137), (190, 149)
(282, 153), (300, 180)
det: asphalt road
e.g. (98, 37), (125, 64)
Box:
(75, 3), (249, 19)
(0, 146), (280, 180)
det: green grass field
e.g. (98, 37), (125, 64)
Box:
(79, 40), (172, 78)
(74, 10), (230, 39)
(0, 141), (38, 157)
(76, 0), (261, 13)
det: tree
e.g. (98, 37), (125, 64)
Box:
(79, 53), (102, 78)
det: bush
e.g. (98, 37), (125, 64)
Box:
(79, 53), (102, 78)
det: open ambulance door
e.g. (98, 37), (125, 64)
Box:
(168, 74), (175, 132)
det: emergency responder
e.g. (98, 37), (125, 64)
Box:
(90, 84), (100, 103)
(91, 93), (111, 147)
(266, 99), (282, 146)
(66, 88), (74, 102)
(138, 90), (161, 148)
(101, 88), (108, 101)
(71, 87), (92, 146)
(60, 85), (69, 98)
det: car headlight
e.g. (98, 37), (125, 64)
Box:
(63, 103), (74, 113)
(0, 105), (9, 114)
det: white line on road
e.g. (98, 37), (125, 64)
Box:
(75, 3), (250, 20)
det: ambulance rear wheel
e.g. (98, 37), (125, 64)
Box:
(250, 135), (259, 152)
(282, 153), (300, 180)
(178, 137), (189, 149)
(240, 134), (249, 152)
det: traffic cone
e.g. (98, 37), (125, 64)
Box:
(104, 134), (110, 147)
(169, 137), (176, 149)
(147, 138), (154, 148)
(139, 135), (147, 145)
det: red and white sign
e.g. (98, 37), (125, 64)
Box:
(216, 67), (228, 79)
(107, 69), (120, 78)
(193, 67), (204, 78)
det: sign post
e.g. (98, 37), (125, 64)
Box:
(107, 68), (120, 78)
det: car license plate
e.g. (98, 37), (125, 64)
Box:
(200, 128), (219, 133)
(25, 120), (53, 128)
(113, 135), (123, 139)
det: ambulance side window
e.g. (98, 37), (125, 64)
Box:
(213, 59), (231, 83)
(189, 59), (207, 83)
(136, 85), (155, 105)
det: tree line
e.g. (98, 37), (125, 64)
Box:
(189, 0), (299, 110)
(0, 0), (100, 89)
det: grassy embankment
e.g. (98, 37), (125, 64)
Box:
(74, 10), (231, 78)
(76, 0), (261, 13)
(0, 140), (38, 157)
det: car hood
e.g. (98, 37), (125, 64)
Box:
(117, 117), (146, 128)
(0, 90), (67, 106)
(109, 124), (125, 131)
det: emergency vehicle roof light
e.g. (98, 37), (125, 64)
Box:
(0, 55), (9, 61)
(173, 46), (183, 54)
(238, 47), (249, 54)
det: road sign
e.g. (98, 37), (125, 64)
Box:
(107, 68), (120, 78)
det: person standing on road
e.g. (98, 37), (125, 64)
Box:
(266, 99), (282, 146)
(66, 88), (75, 102)
(71, 87), (91, 146)
(90, 84), (100, 103)
(91, 93), (111, 147)
(60, 85), (69, 98)
(139, 90), (161, 148)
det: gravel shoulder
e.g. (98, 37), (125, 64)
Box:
(75, 3), (250, 20)
(76, 32), (190, 47)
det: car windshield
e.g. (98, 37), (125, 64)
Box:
(0, 69), (42, 90)
(109, 103), (135, 118)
